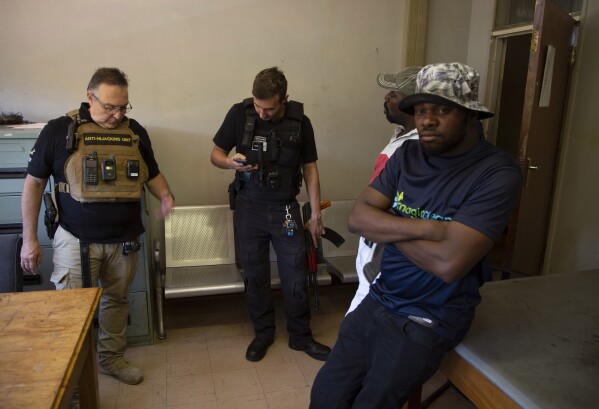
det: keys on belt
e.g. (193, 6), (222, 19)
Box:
(281, 205), (297, 237)
(122, 239), (141, 255)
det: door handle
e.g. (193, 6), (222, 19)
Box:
(525, 158), (540, 187)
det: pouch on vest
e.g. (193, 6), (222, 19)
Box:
(62, 110), (149, 202)
(278, 143), (301, 167)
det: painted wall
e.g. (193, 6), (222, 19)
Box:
(0, 0), (410, 243)
(426, 0), (493, 98)
(425, 0), (472, 63)
(545, 0), (599, 273)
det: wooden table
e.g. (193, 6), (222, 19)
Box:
(440, 270), (599, 409)
(0, 288), (102, 409)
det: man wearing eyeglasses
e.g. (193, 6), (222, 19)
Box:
(20, 67), (175, 385)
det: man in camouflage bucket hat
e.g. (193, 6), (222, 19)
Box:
(399, 62), (493, 119)
(310, 62), (522, 408)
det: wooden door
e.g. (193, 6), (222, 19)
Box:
(504, 0), (576, 275)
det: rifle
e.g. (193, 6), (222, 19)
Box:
(302, 200), (345, 309)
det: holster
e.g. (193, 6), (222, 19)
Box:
(43, 191), (59, 240)
(228, 182), (237, 210)
(228, 176), (242, 210)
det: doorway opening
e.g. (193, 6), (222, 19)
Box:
(495, 34), (531, 159)
(487, 33), (531, 269)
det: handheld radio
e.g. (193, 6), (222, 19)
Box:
(83, 152), (98, 185)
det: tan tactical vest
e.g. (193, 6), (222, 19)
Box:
(60, 109), (149, 202)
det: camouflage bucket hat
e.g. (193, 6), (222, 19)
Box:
(377, 66), (422, 96)
(399, 62), (494, 119)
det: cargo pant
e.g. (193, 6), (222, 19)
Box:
(51, 226), (138, 364)
(234, 196), (312, 345)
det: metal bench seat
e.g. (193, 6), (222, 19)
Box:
(322, 255), (358, 283)
(155, 204), (243, 339)
(321, 200), (360, 283)
(164, 264), (245, 298)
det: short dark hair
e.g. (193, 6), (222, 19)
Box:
(252, 67), (287, 100)
(87, 67), (129, 92)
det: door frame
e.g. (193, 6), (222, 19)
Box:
(484, 14), (579, 144)
(484, 3), (578, 274)
(484, 24), (534, 146)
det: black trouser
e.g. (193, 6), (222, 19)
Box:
(310, 296), (459, 408)
(234, 195), (312, 344)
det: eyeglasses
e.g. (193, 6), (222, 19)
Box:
(92, 94), (132, 114)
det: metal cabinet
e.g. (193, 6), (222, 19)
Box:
(0, 125), (154, 346)
(0, 126), (52, 291)
(126, 200), (154, 346)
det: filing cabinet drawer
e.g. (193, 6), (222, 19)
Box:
(0, 138), (35, 169)
(126, 291), (150, 343)
(0, 178), (26, 194)
(0, 195), (22, 224)
(0, 194), (52, 246)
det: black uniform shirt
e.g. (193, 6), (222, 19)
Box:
(27, 103), (160, 243)
(213, 100), (318, 163)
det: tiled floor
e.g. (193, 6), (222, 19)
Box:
(98, 284), (476, 409)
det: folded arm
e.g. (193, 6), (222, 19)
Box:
(395, 222), (493, 283)
(348, 186), (493, 283)
(348, 186), (447, 243)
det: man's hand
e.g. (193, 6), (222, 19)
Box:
(211, 146), (258, 171)
(305, 214), (325, 248)
(160, 193), (175, 218)
(20, 239), (43, 275)
(228, 154), (258, 172)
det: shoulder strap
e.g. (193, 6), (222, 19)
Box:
(65, 110), (80, 153)
(66, 109), (80, 120)
(242, 98), (256, 117)
(286, 101), (304, 121)
(242, 98), (257, 148)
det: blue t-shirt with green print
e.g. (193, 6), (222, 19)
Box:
(369, 139), (521, 341)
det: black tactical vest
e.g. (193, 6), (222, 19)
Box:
(236, 98), (304, 201)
